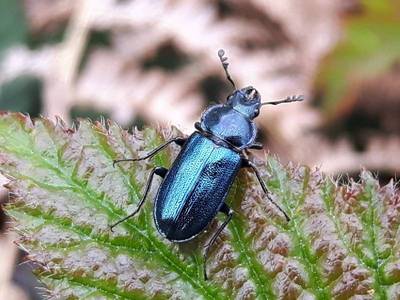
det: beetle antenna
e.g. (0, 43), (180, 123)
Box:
(218, 49), (236, 89)
(261, 95), (304, 106)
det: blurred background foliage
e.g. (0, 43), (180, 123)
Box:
(317, 0), (400, 155)
(318, 0), (400, 113)
(0, 0), (399, 299)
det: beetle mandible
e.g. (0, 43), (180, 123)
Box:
(111, 49), (303, 280)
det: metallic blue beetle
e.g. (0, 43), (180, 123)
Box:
(112, 50), (303, 280)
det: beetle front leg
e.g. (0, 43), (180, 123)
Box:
(110, 166), (168, 231)
(203, 202), (233, 280)
(113, 137), (187, 166)
(248, 142), (263, 150)
(241, 159), (290, 222)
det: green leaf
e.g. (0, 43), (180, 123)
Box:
(317, 0), (400, 114)
(0, 113), (399, 299)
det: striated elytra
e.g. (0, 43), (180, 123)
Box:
(111, 50), (304, 280)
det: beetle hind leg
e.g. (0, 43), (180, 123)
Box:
(110, 166), (168, 231)
(203, 202), (233, 280)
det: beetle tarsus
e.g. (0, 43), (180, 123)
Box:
(248, 142), (263, 150)
(110, 210), (138, 231)
(203, 202), (233, 281)
(109, 166), (168, 230)
(243, 160), (291, 222)
(266, 193), (290, 222)
(112, 137), (187, 166)
(113, 158), (138, 167)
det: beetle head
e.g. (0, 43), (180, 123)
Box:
(226, 86), (261, 119)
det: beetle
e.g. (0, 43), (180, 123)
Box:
(111, 50), (303, 280)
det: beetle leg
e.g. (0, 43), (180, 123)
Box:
(242, 159), (290, 222)
(248, 142), (263, 150)
(194, 122), (202, 131)
(113, 137), (186, 166)
(110, 167), (168, 231)
(203, 202), (233, 280)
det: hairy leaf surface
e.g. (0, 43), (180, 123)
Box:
(0, 113), (399, 299)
